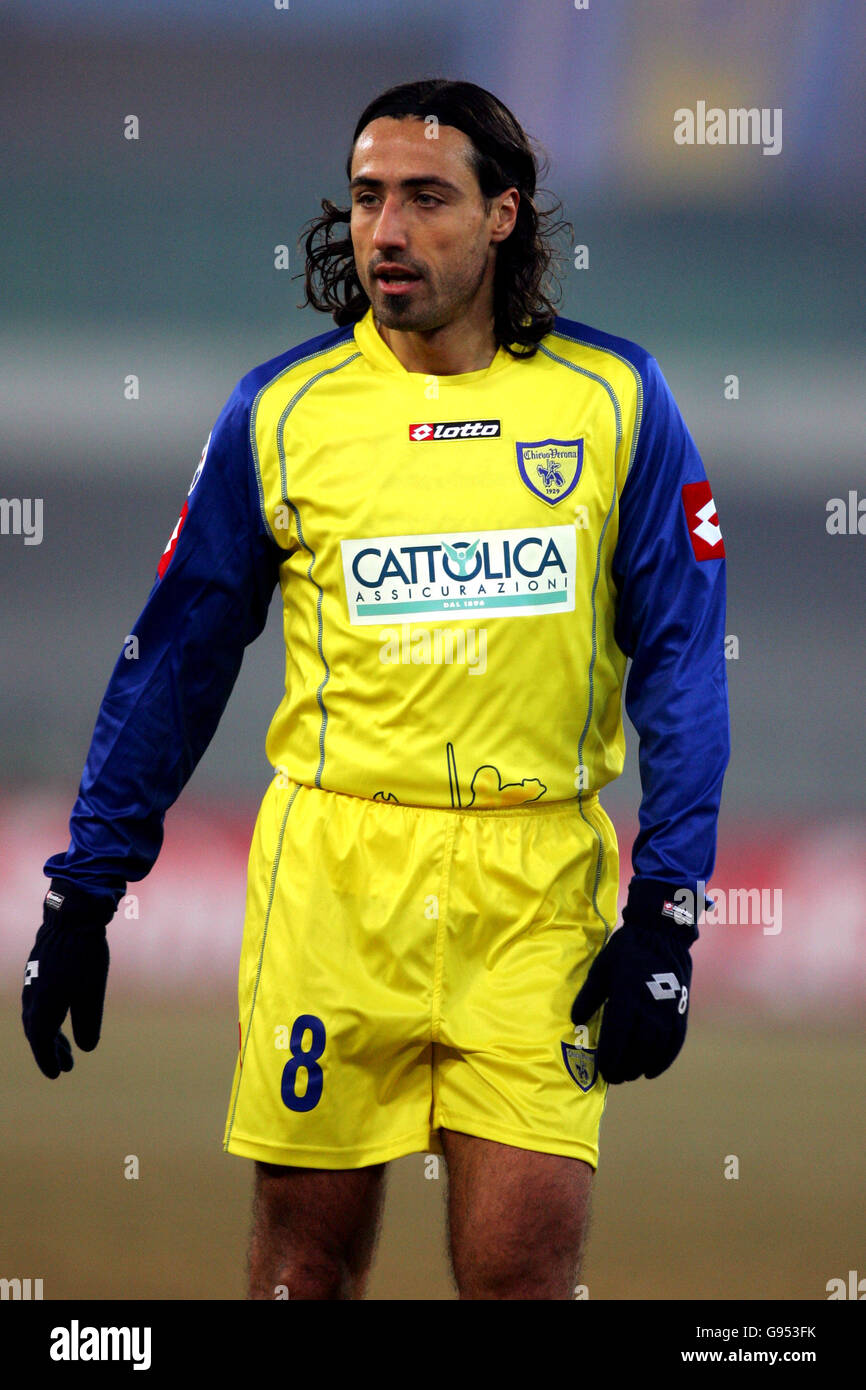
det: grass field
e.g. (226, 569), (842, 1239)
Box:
(2, 994), (862, 1300)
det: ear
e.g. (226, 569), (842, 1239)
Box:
(490, 188), (520, 243)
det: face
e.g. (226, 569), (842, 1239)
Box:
(349, 116), (518, 334)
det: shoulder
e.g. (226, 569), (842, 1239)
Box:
(233, 321), (358, 413)
(544, 316), (683, 450)
(544, 314), (656, 385)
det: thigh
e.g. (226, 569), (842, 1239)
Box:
(434, 795), (619, 1167)
(224, 777), (449, 1168)
(248, 1160), (387, 1300)
(441, 1130), (593, 1299)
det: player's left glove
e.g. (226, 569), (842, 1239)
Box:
(570, 878), (700, 1084)
(22, 881), (115, 1079)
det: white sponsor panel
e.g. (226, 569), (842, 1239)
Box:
(340, 525), (577, 625)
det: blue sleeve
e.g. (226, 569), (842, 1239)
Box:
(612, 355), (730, 891)
(44, 383), (282, 903)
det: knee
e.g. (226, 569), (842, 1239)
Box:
(252, 1249), (358, 1300)
(453, 1226), (583, 1301)
(277, 1254), (355, 1300)
(456, 1256), (576, 1300)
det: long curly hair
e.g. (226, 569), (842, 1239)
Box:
(298, 79), (571, 359)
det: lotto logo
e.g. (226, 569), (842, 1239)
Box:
(157, 501), (189, 579)
(646, 972), (680, 1000)
(409, 420), (501, 441)
(156, 433), (210, 581)
(662, 898), (694, 926)
(682, 480), (725, 560)
(646, 973), (689, 1014)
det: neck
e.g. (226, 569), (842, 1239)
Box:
(374, 311), (498, 376)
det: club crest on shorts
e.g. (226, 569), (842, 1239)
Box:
(561, 1041), (598, 1091)
(516, 438), (583, 506)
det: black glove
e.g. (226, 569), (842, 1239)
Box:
(22, 881), (116, 1079)
(571, 878), (700, 1084)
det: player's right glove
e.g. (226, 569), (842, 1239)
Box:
(22, 881), (116, 1079)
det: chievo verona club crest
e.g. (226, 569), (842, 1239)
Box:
(341, 526), (577, 624)
(516, 438), (584, 506)
(561, 1041), (598, 1091)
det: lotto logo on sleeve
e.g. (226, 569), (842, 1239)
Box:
(682, 480), (725, 560)
(156, 433), (211, 579)
(157, 501), (189, 578)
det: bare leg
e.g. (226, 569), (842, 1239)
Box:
(247, 1160), (387, 1300)
(441, 1130), (594, 1300)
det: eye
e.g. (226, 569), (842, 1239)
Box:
(416, 193), (442, 207)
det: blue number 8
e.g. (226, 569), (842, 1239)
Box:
(280, 1014), (326, 1113)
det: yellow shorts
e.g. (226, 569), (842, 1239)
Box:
(223, 777), (618, 1169)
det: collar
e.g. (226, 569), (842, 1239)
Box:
(353, 307), (512, 382)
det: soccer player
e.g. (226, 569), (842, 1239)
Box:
(22, 79), (729, 1300)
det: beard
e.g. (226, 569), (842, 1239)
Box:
(366, 248), (490, 334)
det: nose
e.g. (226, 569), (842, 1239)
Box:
(371, 193), (408, 251)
